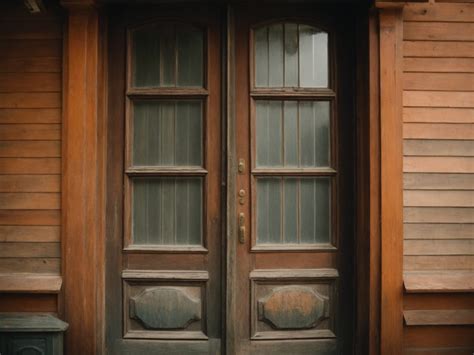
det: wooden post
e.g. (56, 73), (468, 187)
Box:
(378, 6), (404, 355)
(60, 1), (105, 354)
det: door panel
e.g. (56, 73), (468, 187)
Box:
(106, 5), (222, 353)
(232, 4), (355, 354)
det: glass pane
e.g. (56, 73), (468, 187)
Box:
(132, 101), (202, 167)
(132, 177), (202, 245)
(299, 25), (328, 88)
(254, 23), (328, 88)
(256, 100), (330, 168)
(132, 24), (203, 88)
(256, 177), (331, 245)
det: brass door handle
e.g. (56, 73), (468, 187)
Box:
(238, 213), (245, 244)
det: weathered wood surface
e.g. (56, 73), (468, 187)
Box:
(404, 310), (474, 326)
(404, 272), (474, 293)
(402, 4), (474, 353)
(0, 2), (62, 292)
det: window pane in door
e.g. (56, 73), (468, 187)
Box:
(255, 100), (330, 168)
(132, 24), (203, 88)
(256, 177), (331, 245)
(254, 23), (328, 88)
(132, 177), (203, 245)
(132, 100), (202, 167)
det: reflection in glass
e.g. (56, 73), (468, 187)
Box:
(132, 24), (203, 87)
(256, 177), (331, 245)
(255, 23), (328, 88)
(256, 100), (330, 168)
(133, 101), (202, 167)
(132, 178), (202, 245)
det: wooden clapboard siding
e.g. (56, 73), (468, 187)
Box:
(402, 3), (474, 353)
(0, 1), (63, 303)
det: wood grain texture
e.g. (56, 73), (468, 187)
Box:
(404, 223), (474, 239)
(0, 124), (61, 141)
(404, 140), (474, 156)
(0, 226), (60, 242)
(403, 124), (474, 140)
(404, 190), (474, 207)
(0, 39), (62, 58)
(0, 108), (61, 124)
(0, 175), (60, 192)
(0, 57), (61, 73)
(404, 310), (474, 326)
(404, 157), (473, 173)
(404, 239), (474, 255)
(404, 272), (474, 292)
(403, 91), (474, 108)
(0, 274), (62, 293)
(404, 41), (474, 58)
(0, 93), (61, 108)
(404, 58), (474, 73)
(404, 22), (474, 41)
(404, 255), (474, 270)
(404, 326), (474, 348)
(403, 3), (474, 22)
(0, 141), (61, 157)
(0, 293), (57, 312)
(62, 7), (106, 355)
(0, 73), (61, 92)
(0, 158), (61, 174)
(404, 207), (474, 223)
(0, 257), (60, 273)
(380, 9), (404, 354)
(403, 73), (474, 91)
(0, 0), (63, 286)
(403, 108), (474, 123)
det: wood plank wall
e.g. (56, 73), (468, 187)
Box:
(0, 1), (63, 312)
(402, 2), (474, 353)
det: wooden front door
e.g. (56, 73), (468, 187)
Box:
(106, 4), (356, 354)
(229, 5), (356, 354)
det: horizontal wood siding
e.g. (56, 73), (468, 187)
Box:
(0, 3), (63, 286)
(402, 2), (474, 353)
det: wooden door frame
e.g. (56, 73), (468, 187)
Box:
(59, 1), (406, 354)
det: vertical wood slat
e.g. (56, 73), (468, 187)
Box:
(62, 4), (105, 355)
(379, 8), (404, 355)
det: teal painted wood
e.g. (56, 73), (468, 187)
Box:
(0, 314), (67, 333)
(0, 314), (67, 355)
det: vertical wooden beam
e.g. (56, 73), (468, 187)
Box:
(61, 2), (105, 354)
(369, 9), (382, 355)
(379, 7), (404, 355)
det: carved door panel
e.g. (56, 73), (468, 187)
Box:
(106, 5), (223, 354)
(231, 5), (356, 354)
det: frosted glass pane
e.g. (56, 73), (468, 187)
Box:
(255, 27), (269, 87)
(254, 23), (328, 88)
(256, 100), (330, 168)
(256, 178), (282, 244)
(284, 23), (298, 87)
(268, 24), (284, 87)
(177, 29), (203, 87)
(299, 25), (328, 88)
(255, 101), (283, 167)
(132, 24), (203, 88)
(132, 101), (202, 167)
(256, 177), (331, 245)
(300, 101), (330, 167)
(132, 178), (202, 245)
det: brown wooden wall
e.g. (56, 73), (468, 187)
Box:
(0, 1), (63, 312)
(402, 2), (474, 353)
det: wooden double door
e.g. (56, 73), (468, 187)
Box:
(106, 3), (356, 354)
